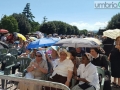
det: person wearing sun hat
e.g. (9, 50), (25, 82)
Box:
(45, 48), (74, 90)
(46, 46), (59, 69)
(72, 53), (100, 90)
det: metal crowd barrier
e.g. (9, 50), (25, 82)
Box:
(0, 74), (70, 90)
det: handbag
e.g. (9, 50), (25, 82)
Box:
(78, 83), (91, 90)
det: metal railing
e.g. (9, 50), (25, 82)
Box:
(0, 74), (70, 90)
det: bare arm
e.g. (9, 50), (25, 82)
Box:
(27, 65), (34, 72)
(38, 67), (48, 74)
(65, 70), (73, 87)
(77, 77), (89, 83)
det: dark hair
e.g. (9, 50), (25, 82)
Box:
(83, 54), (89, 61)
(90, 48), (99, 54)
(69, 50), (77, 57)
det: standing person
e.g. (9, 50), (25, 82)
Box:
(102, 37), (114, 56)
(110, 36), (120, 88)
(72, 53), (100, 90)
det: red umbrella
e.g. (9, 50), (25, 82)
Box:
(0, 29), (8, 33)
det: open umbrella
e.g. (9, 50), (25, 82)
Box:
(17, 33), (26, 41)
(84, 37), (102, 45)
(54, 38), (99, 47)
(0, 29), (8, 34)
(103, 29), (120, 39)
(13, 32), (26, 41)
(29, 37), (38, 41)
(27, 37), (60, 49)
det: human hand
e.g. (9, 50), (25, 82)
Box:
(74, 76), (78, 80)
(32, 63), (39, 68)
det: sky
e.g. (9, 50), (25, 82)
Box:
(0, 0), (120, 31)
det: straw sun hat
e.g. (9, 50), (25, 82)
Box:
(58, 48), (70, 58)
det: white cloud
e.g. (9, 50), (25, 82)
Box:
(70, 21), (108, 31)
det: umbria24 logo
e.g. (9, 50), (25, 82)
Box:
(94, 1), (120, 9)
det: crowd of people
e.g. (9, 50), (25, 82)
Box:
(0, 32), (120, 90)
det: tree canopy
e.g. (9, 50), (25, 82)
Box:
(0, 15), (19, 33)
(12, 13), (31, 35)
(106, 13), (120, 29)
(39, 21), (88, 35)
(22, 3), (35, 21)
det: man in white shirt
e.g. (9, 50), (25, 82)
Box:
(72, 53), (100, 90)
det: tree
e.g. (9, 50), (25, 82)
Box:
(29, 21), (40, 32)
(73, 26), (80, 35)
(40, 22), (56, 34)
(106, 13), (120, 29)
(0, 15), (19, 33)
(43, 16), (47, 23)
(12, 13), (31, 35)
(79, 29), (88, 35)
(39, 21), (80, 35)
(22, 3), (35, 21)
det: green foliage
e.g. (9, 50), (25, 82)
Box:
(22, 3), (35, 21)
(29, 21), (40, 32)
(12, 13), (31, 35)
(79, 29), (88, 35)
(40, 22), (56, 35)
(0, 15), (19, 33)
(39, 21), (85, 35)
(43, 16), (47, 23)
(106, 13), (120, 29)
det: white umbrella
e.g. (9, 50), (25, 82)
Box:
(54, 38), (99, 47)
(84, 37), (102, 45)
(103, 29), (120, 39)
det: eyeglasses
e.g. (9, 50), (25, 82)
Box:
(35, 55), (42, 57)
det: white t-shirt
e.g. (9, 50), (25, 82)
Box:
(51, 58), (59, 69)
(50, 59), (74, 77)
(77, 63), (100, 90)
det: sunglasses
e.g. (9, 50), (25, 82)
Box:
(35, 55), (42, 57)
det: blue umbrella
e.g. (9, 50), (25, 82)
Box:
(27, 37), (60, 49)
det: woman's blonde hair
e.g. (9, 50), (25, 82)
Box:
(58, 48), (70, 58)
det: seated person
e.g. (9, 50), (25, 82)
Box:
(45, 49), (74, 90)
(26, 51), (48, 79)
(46, 46), (59, 73)
(30, 48), (37, 59)
(75, 47), (85, 68)
(76, 47), (85, 57)
(18, 49), (31, 58)
(90, 48), (111, 90)
(72, 53), (100, 90)
(90, 48), (108, 70)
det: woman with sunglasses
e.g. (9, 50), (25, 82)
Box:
(26, 51), (48, 89)
(26, 51), (48, 79)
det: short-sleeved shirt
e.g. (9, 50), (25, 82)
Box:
(77, 63), (100, 90)
(27, 59), (48, 78)
(51, 59), (74, 77)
